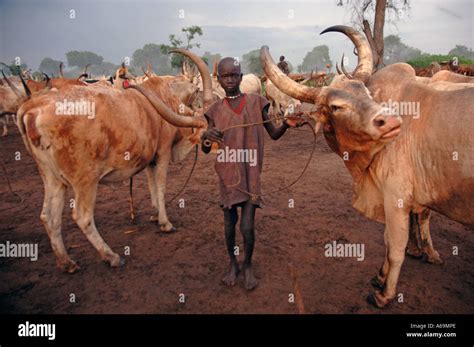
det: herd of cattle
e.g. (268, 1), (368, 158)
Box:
(1, 25), (473, 309)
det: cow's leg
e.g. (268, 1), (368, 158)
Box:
(145, 164), (160, 222)
(368, 207), (409, 308)
(72, 182), (123, 267)
(39, 172), (78, 273)
(406, 211), (423, 258)
(418, 209), (443, 264)
(1, 118), (7, 136)
(155, 151), (175, 232)
(406, 210), (442, 264)
(371, 247), (389, 290)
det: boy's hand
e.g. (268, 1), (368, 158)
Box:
(284, 113), (307, 128)
(202, 127), (224, 144)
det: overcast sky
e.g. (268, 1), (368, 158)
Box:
(0, 0), (472, 71)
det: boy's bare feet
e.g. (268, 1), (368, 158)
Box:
(243, 264), (258, 291)
(222, 262), (240, 286)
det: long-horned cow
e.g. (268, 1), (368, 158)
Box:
(261, 26), (474, 308)
(16, 49), (211, 273)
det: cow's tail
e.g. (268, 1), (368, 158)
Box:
(16, 106), (34, 155)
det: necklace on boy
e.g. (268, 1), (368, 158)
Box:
(224, 93), (242, 100)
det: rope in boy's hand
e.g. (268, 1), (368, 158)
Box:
(202, 114), (308, 147)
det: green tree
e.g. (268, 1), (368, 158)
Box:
(0, 61), (28, 76)
(383, 35), (422, 65)
(298, 45), (332, 72)
(448, 45), (474, 60)
(131, 43), (174, 75)
(162, 26), (204, 69)
(241, 49), (263, 74)
(66, 50), (104, 69)
(39, 57), (63, 75)
(202, 51), (222, 72)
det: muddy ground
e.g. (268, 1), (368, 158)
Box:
(0, 124), (472, 314)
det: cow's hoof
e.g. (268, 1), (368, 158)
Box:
(60, 260), (80, 274)
(406, 247), (423, 258)
(425, 252), (443, 265)
(107, 253), (124, 267)
(367, 290), (392, 308)
(370, 275), (385, 290)
(160, 223), (177, 233)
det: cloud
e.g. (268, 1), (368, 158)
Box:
(0, 0), (472, 70)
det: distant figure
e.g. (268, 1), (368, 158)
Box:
(277, 56), (290, 75)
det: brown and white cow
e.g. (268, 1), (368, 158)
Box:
(261, 25), (474, 308)
(16, 49), (211, 273)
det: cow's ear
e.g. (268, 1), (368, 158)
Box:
(315, 105), (330, 121)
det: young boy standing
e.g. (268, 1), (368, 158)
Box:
(201, 57), (304, 290)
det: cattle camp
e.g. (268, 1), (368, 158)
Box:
(0, 0), (473, 325)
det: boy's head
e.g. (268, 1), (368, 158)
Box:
(217, 57), (242, 95)
(279, 56), (285, 62)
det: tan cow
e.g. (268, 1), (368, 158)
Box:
(261, 25), (474, 308)
(0, 72), (32, 136)
(265, 79), (301, 123)
(430, 70), (474, 83)
(16, 49), (211, 273)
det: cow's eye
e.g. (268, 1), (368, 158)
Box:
(331, 105), (342, 112)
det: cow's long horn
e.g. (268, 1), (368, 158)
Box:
(170, 48), (213, 109)
(340, 54), (354, 79)
(212, 59), (218, 76)
(320, 25), (373, 81)
(59, 62), (64, 78)
(42, 72), (52, 88)
(42, 72), (50, 82)
(130, 84), (206, 128)
(260, 46), (320, 103)
(18, 71), (31, 97)
(335, 62), (343, 75)
(83, 63), (90, 77)
(2, 70), (23, 97)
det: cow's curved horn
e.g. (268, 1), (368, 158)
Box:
(213, 59), (218, 76)
(170, 48), (213, 109)
(141, 66), (151, 79)
(18, 71), (31, 97)
(76, 73), (88, 81)
(260, 46), (320, 103)
(82, 63), (91, 78)
(340, 54), (354, 79)
(42, 72), (52, 88)
(129, 84), (207, 128)
(59, 62), (64, 78)
(320, 25), (373, 81)
(2, 70), (23, 97)
(42, 72), (50, 82)
(335, 62), (343, 75)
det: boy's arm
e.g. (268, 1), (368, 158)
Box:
(263, 105), (308, 140)
(262, 105), (289, 140)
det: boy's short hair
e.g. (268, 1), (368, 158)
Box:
(217, 57), (241, 76)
